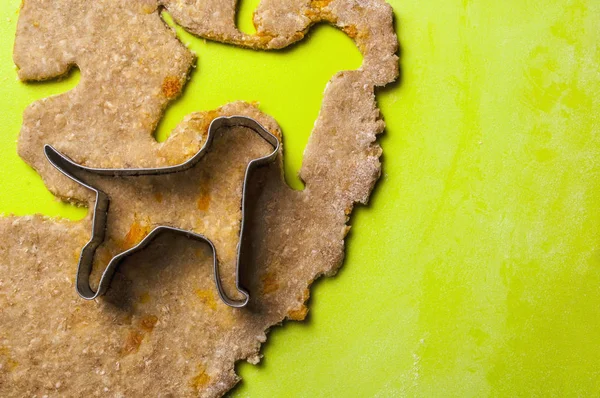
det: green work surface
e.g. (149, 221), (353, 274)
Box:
(1, 0), (599, 396)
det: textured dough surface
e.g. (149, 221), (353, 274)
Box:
(1, 0), (398, 396)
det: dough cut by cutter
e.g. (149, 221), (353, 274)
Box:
(0, 0), (398, 396)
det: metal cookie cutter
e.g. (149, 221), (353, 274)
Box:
(44, 116), (280, 308)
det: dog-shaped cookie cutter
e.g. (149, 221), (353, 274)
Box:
(44, 116), (280, 308)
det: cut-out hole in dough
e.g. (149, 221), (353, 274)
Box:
(157, 11), (362, 190)
(21, 64), (81, 100)
(9, 65), (86, 220)
(236, 0), (259, 35)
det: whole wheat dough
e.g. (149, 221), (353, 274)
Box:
(0, 0), (398, 396)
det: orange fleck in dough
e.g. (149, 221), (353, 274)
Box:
(121, 330), (144, 356)
(154, 192), (163, 203)
(72, 248), (81, 263)
(288, 288), (311, 320)
(196, 110), (221, 134)
(255, 31), (275, 46)
(304, 9), (320, 20)
(197, 191), (211, 211)
(0, 347), (18, 372)
(161, 76), (182, 98)
(287, 305), (309, 321)
(190, 366), (211, 392)
(310, 0), (334, 8)
(6, 358), (19, 371)
(122, 220), (152, 250)
(342, 25), (358, 39)
(139, 315), (158, 332)
(261, 272), (279, 295)
(141, 4), (156, 14)
(195, 289), (217, 310)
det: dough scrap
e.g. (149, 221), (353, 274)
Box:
(1, 0), (398, 396)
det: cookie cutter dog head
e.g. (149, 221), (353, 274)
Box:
(44, 116), (280, 308)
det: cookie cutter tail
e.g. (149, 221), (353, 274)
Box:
(44, 115), (280, 308)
